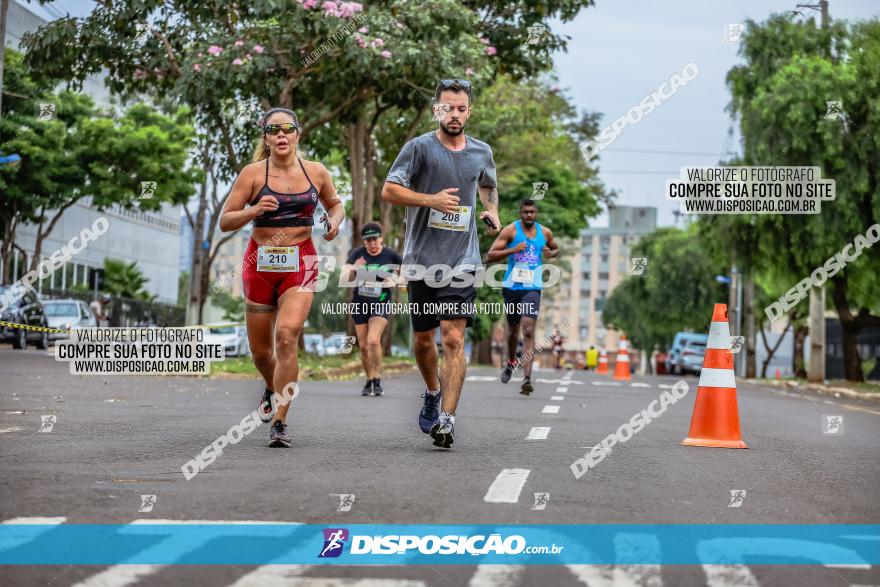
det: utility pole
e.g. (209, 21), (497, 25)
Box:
(0, 0), (10, 120)
(807, 286), (826, 382)
(797, 0), (829, 29)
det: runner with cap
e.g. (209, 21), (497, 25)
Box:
(343, 222), (402, 396)
(381, 78), (500, 448)
(488, 198), (558, 394)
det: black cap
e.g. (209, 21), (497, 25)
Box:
(361, 222), (382, 239)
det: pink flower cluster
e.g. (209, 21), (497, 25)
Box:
(190, 42), (265, 73)
(352, 34), (392, 58)
(297, 0), (363, 17)
(478, 35), (497, 56)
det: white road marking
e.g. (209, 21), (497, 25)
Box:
(593, 381), (622, 386)
(72, 520), (297, 587)
(551, 396), (564, 401)
(235, 570), (423, 587)
(0, 517), (66, 551)
(556, 387), (568, 393)
(526, 427), (551, 440)
(542, 405), (560, 414)
(630, 382), (651, 388)
(559, 381), (571, 386)
(702, 564), (760, 586)
(484, 469), (530, 503)
(567, 532), (663, 586)
(0, 427), (22, 433)
(468, 565), (525, 587)
(659, 384), (674, 389)
(228, 566), (310, 586)
(465, 376), (498, 382)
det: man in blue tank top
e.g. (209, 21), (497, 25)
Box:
(487, 199), (559, 395)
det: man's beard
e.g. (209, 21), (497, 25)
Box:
(440, 120), (465, 136)
(522, 219), (536, 228)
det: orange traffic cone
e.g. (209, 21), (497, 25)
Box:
(596, 349), (609, 375)
(612, 335), (631, 381)
(682, 304), (747, 449)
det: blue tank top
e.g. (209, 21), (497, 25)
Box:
(502, 220), (546, 291)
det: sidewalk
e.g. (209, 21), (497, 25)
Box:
(746, 377), (880, 404)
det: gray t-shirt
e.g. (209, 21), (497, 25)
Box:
(386, 131), (497, 271)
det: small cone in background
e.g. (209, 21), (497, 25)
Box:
(775, 368), (781, 380)
(596, 350), (609, 375)
(682, 303), (748, 449)
(612, 335), (631, 381)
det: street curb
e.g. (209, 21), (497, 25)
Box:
(211, 361), (416, 381)
(745, 378), (880, 404)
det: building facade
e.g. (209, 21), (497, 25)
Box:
(538, 206), (657, 355)
(5, 0), (182, 304)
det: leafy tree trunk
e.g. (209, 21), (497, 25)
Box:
(744, 273), (757, 378)
(1, 208), (17, 283)
(830, 275), (867, 382)
(27, 200), (78, 273)
(186, 178), (207, 326)
(347, 119), (367, 250)
(759, 316), (791, 378)
(793, 324), (808, 378)
(473, 337), (491, 365)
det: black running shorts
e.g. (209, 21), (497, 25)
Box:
(407, 275), (476, 332)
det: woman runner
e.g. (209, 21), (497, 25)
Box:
(220, 107), (344, 447)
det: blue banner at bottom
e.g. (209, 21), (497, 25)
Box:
(0, 524), (877, 565)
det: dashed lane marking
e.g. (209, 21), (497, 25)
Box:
(484, 469), (530, 503)
(526, 427), (551, 440)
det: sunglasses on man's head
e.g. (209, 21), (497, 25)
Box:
(263, 123), (299, 136)
(437, 79), (472, 94)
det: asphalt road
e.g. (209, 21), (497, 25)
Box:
(1, 346), (878, 586)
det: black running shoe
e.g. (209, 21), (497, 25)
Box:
(429, 412), (455, 449)
(361, 380), (373, 396)
(259, 387), (275, 423)
(372, 379), (384, 396)
(520, 377), (533, 395)
(500, 361), (515, 383)
(268, 421), (291, 448)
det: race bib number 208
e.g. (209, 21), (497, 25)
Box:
(428, 206), (472, 231)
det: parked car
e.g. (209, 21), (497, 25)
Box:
(324, 332), (352, 356)
(666, 332), (709, 375)
(205, 323), (250, 357)
(302, 333), (323, 355)
(678, 340), (707, 375)
(0, 286), (49, 349)
(43, 299), (98, 340)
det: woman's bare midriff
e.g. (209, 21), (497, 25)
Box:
(251, 225), (313, 246)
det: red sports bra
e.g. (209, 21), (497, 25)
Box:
(251, 158), (319, 228)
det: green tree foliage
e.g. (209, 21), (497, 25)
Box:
(714, 14), (880, 381)
(210, 288), (245, 323)
(0, 48), (198, 282)
(103, 258), (153, 300)
(603, 226), (727, 351)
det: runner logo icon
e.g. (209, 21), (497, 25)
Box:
(319, 528), (349, 558)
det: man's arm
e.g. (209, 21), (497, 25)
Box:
(478, 186), (501, 234)
(486, 224), (525, 262)
(381, 182), (459, 213)
(543, 227), (560, 259)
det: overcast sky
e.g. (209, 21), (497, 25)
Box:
(20, 0), (879, 228)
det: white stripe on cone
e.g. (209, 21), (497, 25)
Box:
(616, 354), (629, 362)
(707, 321), (731, 350)
(698, 367), (736, 389)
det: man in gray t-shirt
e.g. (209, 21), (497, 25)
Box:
(382, 79), (501, 449)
